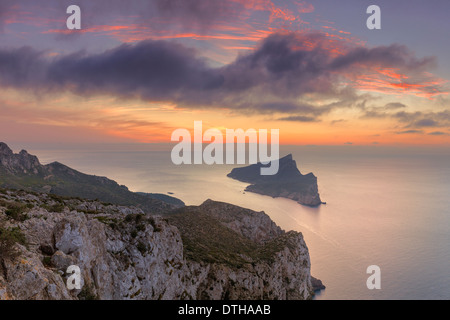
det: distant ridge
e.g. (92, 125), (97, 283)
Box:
(0, 142), (184, 213)
(227, 154), (324, 207)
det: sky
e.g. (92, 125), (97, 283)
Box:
(0, 0), (449, 146)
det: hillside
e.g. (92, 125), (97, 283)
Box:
(0, 142), (183, 214)
(0, 188), (321, 300)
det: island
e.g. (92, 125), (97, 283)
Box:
(227, 154), (324, 207)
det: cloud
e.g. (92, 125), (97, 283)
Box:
(330, 119), (346, 125)
(428, 131), (448, 136)
(0, 0), (307, 37)
(395, 130), (424, 135)
(362, 106), (450, 130)
(0, 0), (20, 31)
(277, 115), (319, 122)
(411, 118), (439, 127)
(0, 0), (230, 28)
(0, 96), (177, 143)
(384, 102), (407, 110)
(0, 40), (223, 99)
(329, 44), (436, 71)
(397, 110), (450, 128)
(0, 31), (446, 116)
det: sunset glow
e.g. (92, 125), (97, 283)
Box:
(0, 0), (448, 146)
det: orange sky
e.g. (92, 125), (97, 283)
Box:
(0, 0), (448, 146)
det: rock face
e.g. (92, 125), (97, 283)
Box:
(0, 189), (319, 300)
(0, 143), (43, 175)
(227, 154), (324, 207)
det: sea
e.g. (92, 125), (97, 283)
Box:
(10, 142), (450, 300)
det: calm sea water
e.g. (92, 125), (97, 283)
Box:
(12, 143), (450, 300)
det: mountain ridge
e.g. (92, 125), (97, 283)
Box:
(0, 142), (183, 213)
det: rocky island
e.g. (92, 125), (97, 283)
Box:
(227, 154), (324, 207)
(0, 143), (323, 300)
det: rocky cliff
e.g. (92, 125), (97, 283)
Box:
(0, 188), (319, 300)
(227, 154), (324, 207)
(0, 142), (183, 214)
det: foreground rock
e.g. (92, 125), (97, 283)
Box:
(0, 189), (321, 300)
(227, 154), (324, 207)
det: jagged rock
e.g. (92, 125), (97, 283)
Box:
(0, 142), (183, 213)
(311, 276), (326, 291)
(51, 251), (77, 271)
(2, 246), (72, 300)
(0, 143), (42, 175)
(0, 189), (322, 300)
(227, 154), (324, 207)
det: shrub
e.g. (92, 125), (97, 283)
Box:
(5, 227), (27, 246)
(41, 203), (65, 213)
(78, 284), (99, 300)
(0, 232), (19, 262)
(42, 256), (52, 267)
(134, 214), (144, 223)
(137, 241), (148, 255)
(0, 225), (27, 262)
(124, 213), (145, 224)
(93, 216), (109, 224)
(148, 217), (161, 232)
(136, 224), (145, 232)
(4, 202), (29, 221)
(49, 203), (65, 213)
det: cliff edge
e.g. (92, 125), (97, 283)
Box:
(0, 189), (321, 300)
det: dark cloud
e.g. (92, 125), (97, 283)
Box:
(428, 131), (448, 136)
(277, 115), (319, 122)
(361, 110), (385, 119)
(384, 102), (407, 110)
(0, 46), (48, 89)
(46, 40), (224, 100)
(0, 31), (444, 116)
(397, 110), (450, 129)
(330, 119), (346, 125)
(220, 32), (337, 98)
(362, 107), (450, 130)
(258, 102), (307, 113)
(329, 44), (436, 72)
(393, 111), (420, 122)
(395, 130), (424, 135)
(412, 118), (439, 127)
